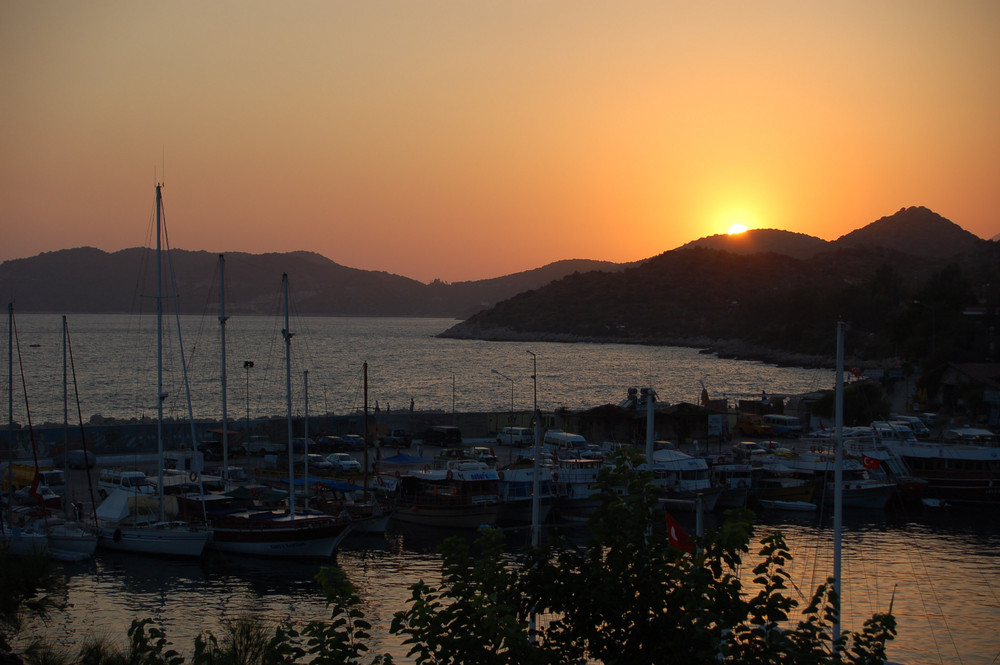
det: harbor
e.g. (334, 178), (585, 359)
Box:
(3, 313), (1000, 664)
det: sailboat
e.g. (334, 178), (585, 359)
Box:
(177, 271), (352, 558)
(30, 316), (99, 560)
(95, 184), (211, 557)
(1, 303), (50, 557)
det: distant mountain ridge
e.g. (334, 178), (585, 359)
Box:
(0, 206), (989, 326)
(439, 206), (997, 364)
(680, 206), (983, 259)
(0, 247), (622, 317)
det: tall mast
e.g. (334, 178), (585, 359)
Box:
(303, 370), (309, 511)
(219, 255), (229, 489)
(363, 362), (369, 496)
(156, 184), (165, 522)
(6, 304), (12, 520)
(62, 316), (69, 514)
(833, 320), (845, 643)
(283, 273), (295, 517)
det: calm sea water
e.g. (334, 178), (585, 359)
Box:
(6, 313), (833, 425)
(6, 314), (1000, 664)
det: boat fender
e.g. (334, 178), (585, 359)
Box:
(190, 471), (198, 482)
(376, 476), (384, 486)
(737, 479), (747, 489)
(498, 471), (505, 481)
(446, 470), (454, 480)
(113, 528), (122, 543)
(552, 471), (559, 482)
(395, 470), (401, 478)
(314, 482), (325, 495)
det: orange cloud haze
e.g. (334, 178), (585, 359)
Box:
(2, 2), (998, 283)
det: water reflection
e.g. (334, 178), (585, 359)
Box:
(34, 511), (1000, 665)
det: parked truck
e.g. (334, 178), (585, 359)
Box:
(2, 463), (66, 492)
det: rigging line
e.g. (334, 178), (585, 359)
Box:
(11, 310), (46, 527)
(66, 322), (99, 523)
(902, 526), (960, 665)
(161, 207), (200, 448)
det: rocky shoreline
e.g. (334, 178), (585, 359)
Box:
(436, 322), (838, 370)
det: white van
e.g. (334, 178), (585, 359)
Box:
(542, 430), (589, 454)
(497, 427), (534, 447)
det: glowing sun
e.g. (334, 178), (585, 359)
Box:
(727, 224), (748, 235)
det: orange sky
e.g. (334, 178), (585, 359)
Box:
(2, 2), (998, 283)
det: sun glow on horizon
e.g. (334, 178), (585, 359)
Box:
(727, 224), (748, 235)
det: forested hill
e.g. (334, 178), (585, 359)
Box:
(0, 249), (622, 318)
(440, 208), (998, 365)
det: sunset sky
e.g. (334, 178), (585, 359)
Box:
(2, 2), (998, 283)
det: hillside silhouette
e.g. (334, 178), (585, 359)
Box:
(440, 207), (997, 365)
(0, 247), (621, 318)
(2, 205), (995, 364)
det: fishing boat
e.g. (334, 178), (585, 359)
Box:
(650, 445), (725, 512)
(96, 185), (211, 557)
(866, 421), (1000, 505)
(178, 271), (351, 558)
(497, 456), (556, 525)
(551, 456), (605, 522)
(392, 460), (501, 529)
(705, 457), (753, 509)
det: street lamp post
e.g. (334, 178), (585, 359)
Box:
(492, 369), (514, 445)
(243, 360), (254, 434)
(526, 350), (541, 640)
(526, 350), (540, 545)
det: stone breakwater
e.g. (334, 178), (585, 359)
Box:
(437, 322), (838, 370)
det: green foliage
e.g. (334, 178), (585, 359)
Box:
(0, 550), (65, 655)
(74, 619), (184, 665)
(390, 528), (553, 665)
(191, 615), (302, 665)
(302, 567), (391, 665)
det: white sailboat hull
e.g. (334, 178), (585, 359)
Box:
(99, 523), (210, 558)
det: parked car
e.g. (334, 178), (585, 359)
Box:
(467, 446), (498, 466)
(422, 425), (462, 447)
(296, 453), (335, 471)
(341, 434), (366, 451)
(326, 453), (362, 474)
(292, 437), (317, 453)
(243, 435), (284, 456)
(379, 428), (412, 449)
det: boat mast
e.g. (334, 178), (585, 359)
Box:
(282, 273), (295, 517)
(219, 254), (229, 490)
(833, 320), (845, 643)
(5, 303), (13, 526)
(363, 361), (369, 497)
(62, 315), (69, 502)
(303, 370), (309, 511)
(156, 184), (166, 522)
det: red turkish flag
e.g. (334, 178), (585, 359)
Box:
(862, 454), (881, 470)
(665, 511), (694, 552)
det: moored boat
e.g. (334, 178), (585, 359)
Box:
(649, 445), (724, 512)
(496, 457), (555, 525)
(867, 422), (1000, 505)
(392, 460), (500, 529)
